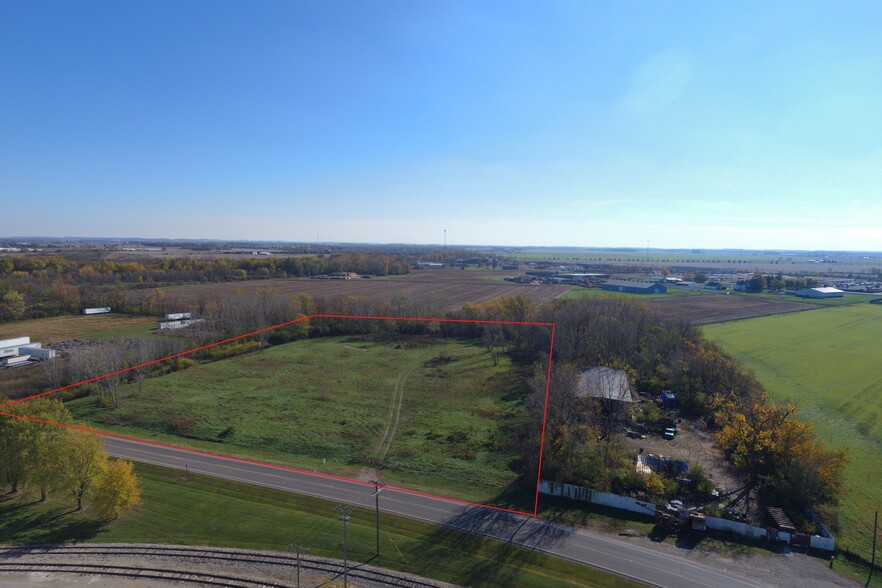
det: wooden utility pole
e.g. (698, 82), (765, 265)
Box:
(371, 480), (384, 557)
(287, 543), (308, 588)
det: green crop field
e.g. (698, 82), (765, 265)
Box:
(728, 291), (874, 307)
(65, 335), (534, 504)
(702, 303), (882, 559)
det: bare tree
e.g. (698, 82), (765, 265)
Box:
(41, 354), (64, 391)
(482, 325), (504, 366)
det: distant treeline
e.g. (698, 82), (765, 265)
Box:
(0, 252), (414, 321)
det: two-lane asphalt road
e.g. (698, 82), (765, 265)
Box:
(106, 437), (767, 588)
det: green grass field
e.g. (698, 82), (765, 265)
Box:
(66, 335), (532, 504)
(727, 290), (874, 307)
(0, 463), (638, 588)
(702, 303), (882, 559)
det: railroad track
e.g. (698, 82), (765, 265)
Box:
(0, 561), (285, 588)
(0, 544), (451, 588)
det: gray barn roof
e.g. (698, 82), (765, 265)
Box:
(577, 367), (633, 403)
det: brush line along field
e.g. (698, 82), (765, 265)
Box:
(65, 335), (534, 504)
(702, 303), (882, 558)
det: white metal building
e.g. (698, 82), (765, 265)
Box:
(796, 287), (844, 299)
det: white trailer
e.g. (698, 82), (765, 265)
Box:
(83, 307), (112, 315)
(19, 345), (56, 360)
(165, 312), (192, 320)
(1, 355), (31, 367)
(0, 337), (30, 348)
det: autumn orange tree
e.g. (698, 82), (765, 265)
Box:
(714, 391), (845, 510)
(767, 417), (846, 509)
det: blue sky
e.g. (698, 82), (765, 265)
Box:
(2, 1), (881, 249)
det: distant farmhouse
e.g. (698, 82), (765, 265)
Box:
(577, 367), (634, 403)
(601, 280), (667, 295)
(796, 287), (844, 299)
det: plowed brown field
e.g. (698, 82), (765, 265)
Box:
(650, 294), (821, 324)
(131, 271), (571, 313)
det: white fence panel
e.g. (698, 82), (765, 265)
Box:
(538, 481), (655, 516)
(539, 480), (833, 549)
(705, 516), (766, 540)
(590, 490), (657, 516)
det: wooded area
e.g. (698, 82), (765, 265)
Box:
(0, 397), (141, 516)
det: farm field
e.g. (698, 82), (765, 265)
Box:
(127, 270), (571, 313)
(63, 335), (535, 504)
(0, 313), (156, 345)
(507, 247), (882, 274)
(559, 287), (699, 301)
(650, 293), (822, 325)
(703, 303), (882, 559)
(542, 288), (822, 324)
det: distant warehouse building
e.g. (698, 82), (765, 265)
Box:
(601, 280), (667, 295)
(796, 287), (844, 299)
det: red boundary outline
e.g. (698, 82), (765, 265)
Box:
(0, 314), (555, 517)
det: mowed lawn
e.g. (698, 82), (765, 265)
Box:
(0, 313), (156, 344)
(66, 336), (532, 504)
(703, 304), (882, 557)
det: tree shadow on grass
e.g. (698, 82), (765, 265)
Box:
(0, 494), (106, 546)
(537, 494), (655, 531)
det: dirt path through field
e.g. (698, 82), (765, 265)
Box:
(357, 360), (418, 483)
(375, 364), (415, 460)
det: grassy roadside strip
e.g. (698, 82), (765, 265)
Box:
(0, 463), (639, 588)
